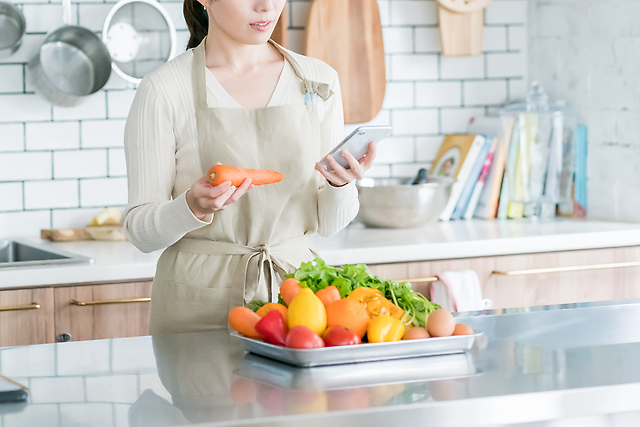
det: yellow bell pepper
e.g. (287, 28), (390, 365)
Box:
(288, 288), (327, 335)
(347, 287), (404, 321)
(367, 315), (405, 343)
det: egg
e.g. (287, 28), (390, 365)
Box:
(427, 309), (455, 337)
(453, 323), (474, 336)
(402, 327), (430, 340)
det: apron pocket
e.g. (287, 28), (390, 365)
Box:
(161, 281), (232, 330)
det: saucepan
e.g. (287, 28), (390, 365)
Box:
(28, 0), (112, 107)
(355, 176), (454, 228)
(0, 1), (26, 59)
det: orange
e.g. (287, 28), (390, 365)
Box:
(325, 299), (369, 339)
(256, 303), (288, 324)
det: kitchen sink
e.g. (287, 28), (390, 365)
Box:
(0, 240), (93, 268)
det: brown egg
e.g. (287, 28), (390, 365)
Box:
(402, 327), (430, 340)
(427, 309), (455, 337)
(453, 323), (474, 336)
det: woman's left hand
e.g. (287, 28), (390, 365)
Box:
(315, 141), (377, 187)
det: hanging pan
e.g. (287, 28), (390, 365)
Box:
(102, 0), (176, 85)
(28, 0), (112, 107)
(0, 1), (26, 59)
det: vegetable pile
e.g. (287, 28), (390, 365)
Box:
(228, 258), (474, 349)
(285, 258), (441, 328)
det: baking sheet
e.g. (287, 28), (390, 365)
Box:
(233, 332), (481, 367)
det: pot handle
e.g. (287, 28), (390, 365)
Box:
(62, 0), (73, 26)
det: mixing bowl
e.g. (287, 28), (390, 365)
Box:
(355, 176), (453, 228)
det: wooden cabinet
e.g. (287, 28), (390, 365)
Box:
(54, 281), (152, 342)
(368, 246), (640, 310)
(0, 288), (55, 347)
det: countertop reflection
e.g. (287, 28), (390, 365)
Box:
(3, 299), (640, 426)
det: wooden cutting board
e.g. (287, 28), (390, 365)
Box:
(306, 0), (386, 124)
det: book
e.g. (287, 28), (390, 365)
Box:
(574, 124), (588, 213)
(451, 136), (493, 220)
(464, 138), (498, 220)
(435, 135), (486, 221)
(474, 117), (515, 220)
(497, 120), (521, 220)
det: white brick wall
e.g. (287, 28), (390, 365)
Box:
(529, 0), (640, 222)
(0, 0), (527, 235)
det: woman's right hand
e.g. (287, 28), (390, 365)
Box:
(186, 170), (253, 222)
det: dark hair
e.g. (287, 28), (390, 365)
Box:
(184, 0), (209, 49)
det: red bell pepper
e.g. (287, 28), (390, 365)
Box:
(255, 309), (288, 346)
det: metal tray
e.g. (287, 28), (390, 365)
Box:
(233, 332), (482, 367)
(237, 351), (479, 390)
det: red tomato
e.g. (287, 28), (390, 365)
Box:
(322, 326), (360, 347)
(285, 325), (325, 349)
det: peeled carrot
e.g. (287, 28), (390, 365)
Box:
(316, 286), (340, 308)
(208, 165), (283, 187)
(228, 306), (261, 339)
(279, 278), (302, 306)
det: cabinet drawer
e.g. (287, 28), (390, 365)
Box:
(367, 246), (640, 310)
(54, 281), (152, 342)
(0, 288), (54, 347)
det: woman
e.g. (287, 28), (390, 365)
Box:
(123, 0), (377, 334)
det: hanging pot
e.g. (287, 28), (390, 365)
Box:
(102, 0), (176, 85)
(0, 1), (26, 59)
(28, 0), (112, 107)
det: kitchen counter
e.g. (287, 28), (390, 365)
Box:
(2, 299), (640, 426)
(2, 219), (640, 288)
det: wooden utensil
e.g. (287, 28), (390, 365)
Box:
(436, 0), (494, 57)
(271, 4), (288, 48)
(306, 0), (386, 124)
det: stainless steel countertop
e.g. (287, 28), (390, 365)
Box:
(3, 299), (640, 426)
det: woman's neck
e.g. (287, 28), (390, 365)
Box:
(204, 24), (276, 73)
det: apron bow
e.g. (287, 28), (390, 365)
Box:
(173, 236), (314, 307)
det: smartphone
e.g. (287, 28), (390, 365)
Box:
(319, 125), (392, 171)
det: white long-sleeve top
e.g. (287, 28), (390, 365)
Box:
(123, 46), (359, 253)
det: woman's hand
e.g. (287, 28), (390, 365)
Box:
(186, 164), (253, 222)
(315, 141), (377, 187)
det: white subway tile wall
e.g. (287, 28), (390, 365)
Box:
(0, 0), (527, 236)
(528, 0), (640, 221)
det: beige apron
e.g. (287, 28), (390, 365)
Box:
(149, 38), (332, 334)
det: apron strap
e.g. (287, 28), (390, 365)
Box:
(173, 235), (314, 306)
(191, 38), (209, 111)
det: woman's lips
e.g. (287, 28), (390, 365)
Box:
(250, 21), (272, 32)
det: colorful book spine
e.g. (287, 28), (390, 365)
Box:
(464, 140), (497, 220)
(451, 137), (493, 220)
(498, 120), (521, 220)
(439, 135), (486, 221)
(574, 125), (588, 211)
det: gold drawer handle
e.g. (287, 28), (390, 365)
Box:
(395, 277), (439, 284)
(71, 298), (151, 306)
(0, 302), (40, 312)
(493, 261), (640, 277)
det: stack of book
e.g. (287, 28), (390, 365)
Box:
(432, 117), (588, 222)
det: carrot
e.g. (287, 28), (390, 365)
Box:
(208, 165), (283, 187)
(228, 306), (261, 339)
(316, 286), (340, 308)
(279, 278), (302, 306)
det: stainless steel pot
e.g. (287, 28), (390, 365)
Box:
(28, 0), (111, 107)
(356, 176), (454, 228)
(0, 2), (26, 59)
